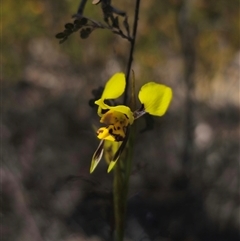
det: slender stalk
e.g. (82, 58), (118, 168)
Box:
(113, 160), (124, 241)
(77, 0), (88, 15)
(113, 67), (138, 241)
(113, 129), (135, 241)
(124, 0), (141, 105)
(113, 1), (141, 240)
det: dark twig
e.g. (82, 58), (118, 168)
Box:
(77, 0), (88, 15)
(124, 0), (141, 105)
(84, 17), (132, 41)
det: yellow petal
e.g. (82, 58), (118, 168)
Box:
(103, 141), (120, 164)
(107, 129), (129, 172)
(96, 127), (115, 141)
(107, 105), (134, 124)
(95, 73), (126, 117)
(101, 72), (126, 100)
(95, 99), (109, 116)
(107, 160), (118, 173)
(138, 82), (172, 116)
(95, 100), (134, 124)
(100, 110), (128, 125)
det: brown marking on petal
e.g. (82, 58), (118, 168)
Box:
(109, 128), (113, 135)
(96, 129), (103, 135)
(112, 127), (129, 161)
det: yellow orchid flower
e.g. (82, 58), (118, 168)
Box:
(90, 72), (173, 173)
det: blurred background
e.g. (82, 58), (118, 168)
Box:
(2, 0), (239, 241)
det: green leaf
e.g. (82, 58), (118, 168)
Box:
(79, 17), (88, 25)
(65, 23), (74, 30)
(55, 32), (66, 39)
(80, 28), (92, 39)
(63, 29), (72, 35)
(74, 19), (82, 28)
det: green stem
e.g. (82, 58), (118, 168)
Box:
(113, 52), (138, 241)
(113, 160), (125, 241)
(113, 129), (135, 241)
(113, 1), (140, 240)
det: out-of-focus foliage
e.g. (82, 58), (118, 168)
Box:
(2, 0), (239, 240)
(55, 1), (131, 44)
(4, 0), (239, 85)
(3, 1), (69, 81)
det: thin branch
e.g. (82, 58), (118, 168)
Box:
(124, 0), (141, 104)
(87, 18), (132, 41)
(77, 0), (88, 15)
